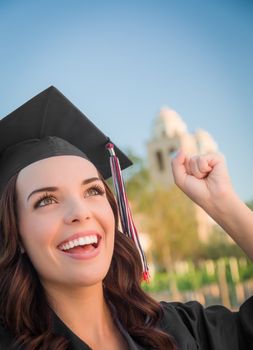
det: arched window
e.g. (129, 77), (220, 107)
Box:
(156, 150), (164, 171)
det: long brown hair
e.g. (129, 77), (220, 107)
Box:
(0, 173), (176, 349)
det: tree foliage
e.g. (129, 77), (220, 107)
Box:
(136, 185), (200, 269)
(200, 226), (247, 260)
(124, 149), (151, 200)
(125, 149), (199, 272)
(246, 200), (253, 211)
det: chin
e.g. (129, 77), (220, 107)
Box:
(65, 267), (110, 288)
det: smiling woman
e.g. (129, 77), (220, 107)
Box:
(0, 87), (253, 350)
(0, 87), (175, 350)
(16, 156), (116, 288)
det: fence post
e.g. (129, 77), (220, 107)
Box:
(229, 257), (245, 305)
(217, 258), (231, 308)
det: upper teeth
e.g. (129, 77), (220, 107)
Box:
(59, 235), (98, 251)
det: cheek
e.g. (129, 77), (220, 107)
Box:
(104, 205), (116, 235)
(107, 211), (116, 258)
(97, 202), (116, 251)
(19, 213), (58, 252)
(18, 214), (60, 278)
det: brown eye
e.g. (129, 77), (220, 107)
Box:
(34, 194), (57, 208)
(85, 185), (105, 198)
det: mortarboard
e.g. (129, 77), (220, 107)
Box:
(0, 86), (131, 190)
(0, 86), (149, 280)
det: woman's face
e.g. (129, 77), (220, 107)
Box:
(16, 155), (115, 289)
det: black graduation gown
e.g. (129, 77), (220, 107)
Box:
(0, 296), (252, 349)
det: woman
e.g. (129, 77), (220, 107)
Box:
(0, 86), (252, 350)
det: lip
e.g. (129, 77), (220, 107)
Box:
(57, 231), (102, 260)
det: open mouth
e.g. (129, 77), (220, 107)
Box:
(58, 234), (102, 253)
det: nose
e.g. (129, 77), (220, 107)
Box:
(63, 197), (92, 225)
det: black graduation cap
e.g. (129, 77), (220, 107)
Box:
(0, 86), (132, 193)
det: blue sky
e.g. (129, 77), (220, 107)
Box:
(0, 0), (252, 201)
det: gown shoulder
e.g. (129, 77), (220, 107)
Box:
(159, 296), (253, 350)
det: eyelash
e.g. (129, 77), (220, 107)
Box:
(34, 184), (105, 208)
(85, 184), (105, 197)
(34, 192), (57, 208)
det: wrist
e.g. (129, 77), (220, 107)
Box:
(201, 189), (240, 222)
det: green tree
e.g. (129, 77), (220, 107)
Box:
(137, 185), (200, 270)
(124, 149), (151, 200)
(246, 200), (253, 211)
(124, 149), (199, 272)
(200, 226), (247, 260)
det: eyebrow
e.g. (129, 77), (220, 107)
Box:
(27, 177), (101, 201)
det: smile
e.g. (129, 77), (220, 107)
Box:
(57, 232), (103, 260)
(59, 234), (100, 251)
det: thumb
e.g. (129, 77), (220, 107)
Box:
(171, 150), (187, 187)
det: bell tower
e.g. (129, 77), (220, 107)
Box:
(147, 107), (197, 187)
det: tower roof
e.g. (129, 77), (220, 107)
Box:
(152, 107), (187, 139)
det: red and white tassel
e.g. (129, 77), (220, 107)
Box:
(106, 142), (149, 282)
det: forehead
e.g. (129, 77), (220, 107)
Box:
(16, 156), (99, 193)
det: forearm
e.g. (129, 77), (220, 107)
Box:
(203, 192), (253, 261)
